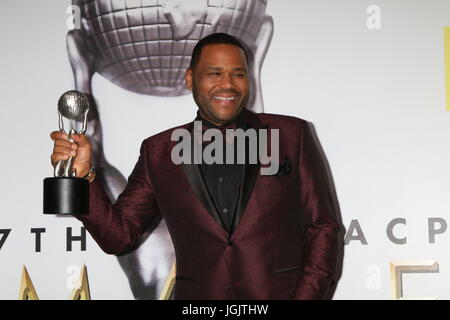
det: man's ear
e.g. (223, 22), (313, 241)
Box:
(185, 68), (193, 91)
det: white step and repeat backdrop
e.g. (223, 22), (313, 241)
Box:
(1, 0), (449, 299)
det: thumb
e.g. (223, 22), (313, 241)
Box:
(71, 133), (90, 146)
(70, 134), (89, 143)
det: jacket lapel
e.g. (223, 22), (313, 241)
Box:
(231, 161), (259, 233)
(231, 110), (267, 234)
(179, 121), (225, 231)
(181, 162), (226, 230)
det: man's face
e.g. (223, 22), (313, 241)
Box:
(185, 43), (249, 126)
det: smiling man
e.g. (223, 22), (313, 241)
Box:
(186, 39), (249, 125)
(50, 33), (342, 300)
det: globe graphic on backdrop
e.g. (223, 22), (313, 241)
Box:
(74, 0), (270, 97)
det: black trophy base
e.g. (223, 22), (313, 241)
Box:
(43, 177), (89, 215)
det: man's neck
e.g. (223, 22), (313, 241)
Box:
(196, 109), (246, 130)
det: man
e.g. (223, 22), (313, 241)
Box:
(50, 33), (341, 299)
(65, 1), (274, 300)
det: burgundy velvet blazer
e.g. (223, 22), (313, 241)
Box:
(75, 109), (341, 300)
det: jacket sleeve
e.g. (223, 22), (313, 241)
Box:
(293, 121), (341, 300)
(73, 140), (161, 255)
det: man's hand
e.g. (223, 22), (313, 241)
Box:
(50, 131), (92, 178)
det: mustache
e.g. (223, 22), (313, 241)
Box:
(211, 89), (241, 97)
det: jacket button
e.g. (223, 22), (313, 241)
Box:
(226, 240), (233, 246)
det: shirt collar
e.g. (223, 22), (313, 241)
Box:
(194, 108), (246, 132)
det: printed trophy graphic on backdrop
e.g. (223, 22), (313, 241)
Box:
(66, 0), (273, 299)
(43, 90), (90, 215)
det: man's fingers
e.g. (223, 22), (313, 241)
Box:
(51, 132), (89, 148)
(50, 132), (90, 174)
(51, 152), (70, 165)
(71, 133), (90, 146)
(50, 131), (68, 141)
(55, 139), (77, 150)
(53, 145), (76, 157)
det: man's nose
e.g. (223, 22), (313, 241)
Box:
(219, 73), (234, 89)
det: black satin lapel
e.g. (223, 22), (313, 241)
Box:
(231, 123), (269, 233)
(232, 161), (260, 232)
(181, 162), (226, 231)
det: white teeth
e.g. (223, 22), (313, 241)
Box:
(213, 96), (236, 101)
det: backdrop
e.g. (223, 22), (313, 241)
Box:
(1, 0), (449, 300)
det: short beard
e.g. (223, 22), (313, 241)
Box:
(191, 81), (249, 124)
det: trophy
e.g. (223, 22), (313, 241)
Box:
(43, 90), (90, 215)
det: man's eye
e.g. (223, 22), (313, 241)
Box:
(208, 72), (221, 76)
(234, 73), (245, 78)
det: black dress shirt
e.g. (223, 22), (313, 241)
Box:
(195, 110), (246, 232)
